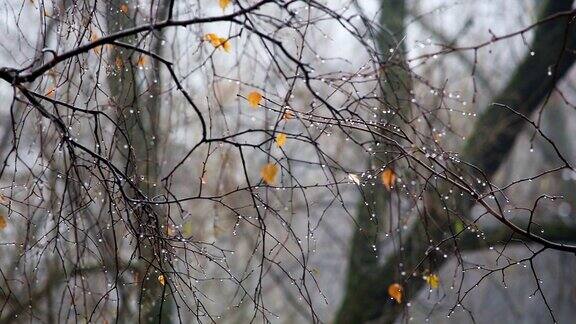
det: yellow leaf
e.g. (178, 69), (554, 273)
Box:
(166, 224), (177, 237)
(275, 133), (287, 148)
(119, 3), (128, 14)
(182, 220), (193, 237)
(454, 221), (464, 233)
(381, 168), (396, 191)
(388, 283), (403, 303)
(158, 274), (165, 286)
(219, 0), (231, 10)
(247, 91), (262, 108)
(425, 274), (439, 289)
(0, 214), (6, 230)
(260, 163), (278, 185)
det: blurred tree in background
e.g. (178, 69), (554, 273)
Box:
(337, 1), (576, 323)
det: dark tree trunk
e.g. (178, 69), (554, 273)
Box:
(105, 1), (172, 322)
(336, 1), (576, 323)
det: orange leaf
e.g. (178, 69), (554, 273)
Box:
(205, 33), (220, 46)
(260, 163), (278, 185)
(136, 55), (147, 67)
(45, 86), (55, 98)
(0, 214), (6, 230)
(388, 283), (403, 303)
(381, 168), (396, 191)
(204, 33), (231, 52)
(115, 56), (123, 69)
(0, 194), (8, 205)
(90, 33), (101, 55)
(158, 274), (165, 286)
(219, 0), (231, 10)
(247, 91), (262, 108)
(220, 38), (231, 52)
(119, 3), (128, 14)
(275, 133), (287, 148)
(282, 109), (295, 120)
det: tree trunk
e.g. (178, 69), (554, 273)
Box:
(105, 1), (171, 322)
(336, 1), (576, 323)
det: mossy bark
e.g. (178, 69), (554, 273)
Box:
(463, 0), (576, 177)
(336, 1), (576, 323)
(105, 1), (172, 322)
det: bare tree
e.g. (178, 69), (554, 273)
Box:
(337, 0), (576, 323)
(0, 0), (574, 323)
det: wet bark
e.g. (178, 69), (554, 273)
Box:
(336, 1), (576, 323)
